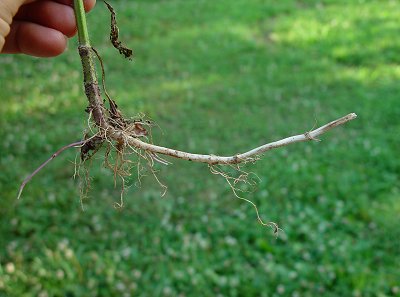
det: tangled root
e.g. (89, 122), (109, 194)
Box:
(75, 106), (170, 209)
(209, 163), (281, 235)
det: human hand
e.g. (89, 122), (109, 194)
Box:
(0, 0), (96, 57)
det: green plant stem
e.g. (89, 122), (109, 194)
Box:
(73, 0), (106, 128)
(73, 0), (90, 46)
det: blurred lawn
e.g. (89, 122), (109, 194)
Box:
(1, 0), (399, 296)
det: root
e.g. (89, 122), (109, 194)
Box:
(85, 120), (168, 206)
(17, 139), (88, 200)
(78, 160), (92, 211)
(16, 1), (357, 236)
(113, 175), (126, 209)
(209, 164), (280, 233)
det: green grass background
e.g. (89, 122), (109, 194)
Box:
(1, 0), (399, 296)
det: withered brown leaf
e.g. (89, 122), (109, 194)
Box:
(104, 0), (133, 60)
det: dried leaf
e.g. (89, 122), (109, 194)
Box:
(132, 122), (148, 137)
(81, 136), (104, 161)
(104, 0), (133, 60)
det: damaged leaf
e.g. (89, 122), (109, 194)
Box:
(104, 0), (133, 60)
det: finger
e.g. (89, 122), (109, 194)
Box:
(16, 1), (76, 37)
(53, 0), (96, 12)
(2, 21), (67, 57)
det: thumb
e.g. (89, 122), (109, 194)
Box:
(0, 0), (36, 51)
